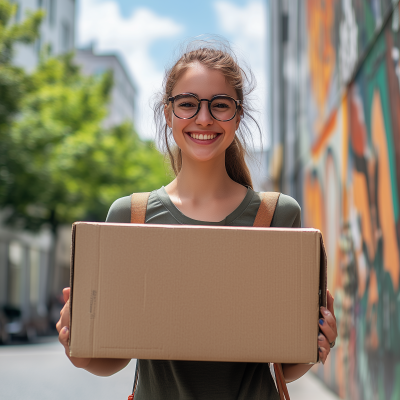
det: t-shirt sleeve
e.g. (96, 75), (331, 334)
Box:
(105, 195), (131, 223)
(270, 193), (301, 228)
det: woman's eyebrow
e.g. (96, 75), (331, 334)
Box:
(197, 93), (231, 98)
(181, 92), (232, 98)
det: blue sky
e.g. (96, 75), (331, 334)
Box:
(77, 0), (267, 144)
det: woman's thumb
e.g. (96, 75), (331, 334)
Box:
(63, 287), (70, 303)
(59, 326), (70, 349)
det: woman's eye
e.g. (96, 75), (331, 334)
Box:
(178, 102), (196, 108)
(213, 103), (230, 109)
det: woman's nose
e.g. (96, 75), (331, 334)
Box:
(195, 101), (214, 126)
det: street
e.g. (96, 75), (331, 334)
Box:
(0, 337), (341, 400)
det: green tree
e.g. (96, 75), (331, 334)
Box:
(0, 0), (169, 233)
(3, 54), (169, 232)
(0, 0), (43, 200)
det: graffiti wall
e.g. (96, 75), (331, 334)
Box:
(300, 1), (400, 399)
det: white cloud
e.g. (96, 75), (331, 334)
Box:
(214, 0), (267, 148)
(77, 0), (184, 138)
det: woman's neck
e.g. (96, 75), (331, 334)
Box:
(170, 153), (236, 200)
(164, 151), (248, 222)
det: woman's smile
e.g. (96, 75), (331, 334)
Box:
(185, 131), (222, 145)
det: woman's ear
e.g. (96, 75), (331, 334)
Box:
(235, 111), (241, 131)
(164, 104), (172, 128)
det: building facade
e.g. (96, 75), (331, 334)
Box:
(75, 46), (137, 127)
(268, 0), (400, 399)
(12, 0), (75, 72)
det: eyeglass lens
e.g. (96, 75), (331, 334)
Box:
(173, 94), (236, 121)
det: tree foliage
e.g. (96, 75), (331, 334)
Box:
(0, 0), (169, 232)
(0, 0), (43, 199)
(0, 0), (42, 124)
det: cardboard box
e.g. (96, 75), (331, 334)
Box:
(69, 222), (327, 364)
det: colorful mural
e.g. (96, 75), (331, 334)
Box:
(302, 2), (400, 399)
(271, 0), (400, 398)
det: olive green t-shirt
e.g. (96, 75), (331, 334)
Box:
(106, 187), (301, 400)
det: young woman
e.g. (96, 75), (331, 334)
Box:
(57, 42), (337, 400)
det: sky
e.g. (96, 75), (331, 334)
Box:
(76, 0), (268, 147)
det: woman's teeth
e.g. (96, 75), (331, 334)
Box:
(189, 133), (217, 140)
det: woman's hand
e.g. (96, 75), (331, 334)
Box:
(56, 287), (91, 369)
(56, 288), (131, 376)
(317, 289), (337, 364)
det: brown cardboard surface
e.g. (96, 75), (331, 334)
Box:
(70, 222), (327, 364)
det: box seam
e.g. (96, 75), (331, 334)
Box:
(69, 223), (77, 351)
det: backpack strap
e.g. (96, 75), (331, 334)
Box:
(254, 192), (290, 400)
(273, 363), (291, 400)
(253, 192), (280, 227)
(130, 192), (150, 224)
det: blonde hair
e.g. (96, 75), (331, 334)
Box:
(153, 39), (260, 188)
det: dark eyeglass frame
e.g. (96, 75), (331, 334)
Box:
(167, 93), (242, 122)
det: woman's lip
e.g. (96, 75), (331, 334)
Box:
(185, 132), (222, 145)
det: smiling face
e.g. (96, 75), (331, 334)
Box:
(164, 63), (241, 163)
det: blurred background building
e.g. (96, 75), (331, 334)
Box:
(268, 0), (400, 399)
(75, 45), (137, 128)
(12, 0), (76, 71)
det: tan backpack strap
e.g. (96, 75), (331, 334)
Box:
(253, 192), (281, 227)
(273, 363), (290, 400)
(130, 192), (150, 224)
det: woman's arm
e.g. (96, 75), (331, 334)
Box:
(56, 288), (131, 377)
(282, 363), (313, 383)
(282, 290), (337, 383)
(56, 198), (134, 375)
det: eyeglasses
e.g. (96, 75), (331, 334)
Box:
(167, 93), (242, 122)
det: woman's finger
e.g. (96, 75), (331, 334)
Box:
(59, 326), (70, 353)
(320, 306), (337, 335)
(318, 342), (329, 364)
(59, 302), (67, 317)
(327, 290), (335, 318)
(319, 316), (336, 345)
(318, 332), (329, 348)
(63, 287), (70, 304)
(56, 299), (70, 334)
(58, 325), (91, 369)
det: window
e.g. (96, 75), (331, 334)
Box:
(49, 0), (56, 27)
(37, 0), (44, 9)
(29, 249), (40, 305)
(36, 35), (42, 56)
(94, 66), (107, 76)
(61, 21), (70, 51)
(8, 242), (23, 308)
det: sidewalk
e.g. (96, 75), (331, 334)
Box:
(288, 372), (341, 400)
(0, 338), (342, 400)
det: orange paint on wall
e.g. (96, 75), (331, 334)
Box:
(349, 90), (368, 157)
(304, 173), (325, 233)
(371, 91), (400, 290)
(368, 269), (378, 306)
(306, 0), (336, 126)
(312, 110), (338, 159)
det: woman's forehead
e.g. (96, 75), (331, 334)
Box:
(172, 64), (237, 98)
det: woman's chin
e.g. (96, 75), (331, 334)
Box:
(185, 148), (225, 163)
